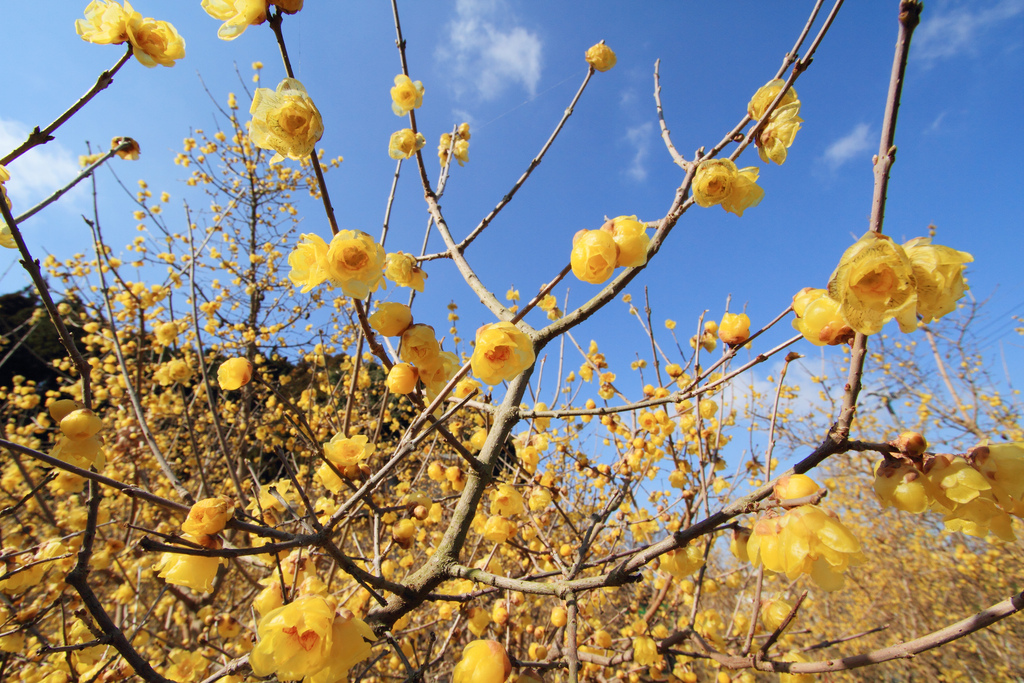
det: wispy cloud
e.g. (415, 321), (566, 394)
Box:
(624, 122), (654, 182)
(437, 0), (542, 101)
(914, 0), (1024, 61)
(0, 118), (81, 208)
(822, 123), (872, 170)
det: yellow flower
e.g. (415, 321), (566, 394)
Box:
(385, 363), (419, 395)
(718, 312), (750, 345)
(609, 215), (648, 267)
(111, 135), (140, 160)
(873, 460), (931, 513)
(438, 133), (453, 165)
(490, 484), (524, 517)
(154, 321), (179, 345)
(453, 139), (470, 166)
(747, 505), (863, 591)
(368, 302), (413, 337)
(388, 129), (426, 160)
(585, 42), (617, 72)
(249, 78), (324, 164)
(324, 433), (375, 468)
(482, 515), (516, 543)
(902, 237), (973, 324)
(827, 231), (918, 335)
(217, 357), (253, 390)
(61, 408), (103, 440)
(692, 158), (764, 217)
(76, 0), (128, 44)
(748, 79), (798, 121)
(452, 640), (512, 683)
(660, 543), (704, 579)
(419, 350), (460, 398)
(201, 0), (267, 41)
(400, 324), (441, 368)
(757, 101), (802, 165)
(471, 322), (535, 386)
(155, 533), (226, 592)
(454, 377), (481, 399)
(307, 610), (376, 683)
(325, 230), (386, 299)
(384, 252), (427, 291)
(154, 358), (193, 386)
(571, 229), (618, 284)
(970, 442), (1024, 504)
(249, 596), (336, 680)
(124, 3), (185, 68)
(288, 233), (330, 293)
(791, 287), (854, 346)
(632, 635), (660, 666)
(181, 498), (234, 536)
(391, 74), (424, 116)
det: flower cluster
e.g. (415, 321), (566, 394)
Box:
(571, 215), (650, 284)
(746, 475), (863, 591)
(76, 1), (185, 67)
(692, 159), (764, 217)
(793, 231), (973, 339)
(748, 80), (803, 165)
(874, 441), (1024, 541)
(439, 122), (471, 167)
(249, 78), (324, 164)
(287, 230), (387, 299)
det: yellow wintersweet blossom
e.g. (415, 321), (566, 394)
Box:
(76, 1), (128, 44)
(748, 79), (798, 121)
(757, 101), (802, 165)
(391, 74), (425, 116)
(661, 543), (704, 579)
(324, 229), (386, 299)
(111, 135), (140, 159)
(490, 484), (524, 517)
(585, 42), (617, 72)
(399, 324), (441, 368)
(154, 533), (226, 592)
(482, 515), (517, 543)
(902, 237), (973, 324)
(250, 78), (324, 164)
(181, 498), (234, 536)
(310, 610), (376, 683)
(633, 635), (660, 666)
(324, 433), (375, 468)
(217, 357), (253, 390)
(571, 229), (618, 284)
(827, 231), (917, 335)
(419, 350), (460, 398)
(384, 251), (427, 291)
(154, 321), (179, 346)
(287, 233), (330, 293)
(692, 158), (764, 217)
(201, 0), (267, 41)
(609, 215), (648, 267)
(368, 302), (413, 337)
(452, 640), (512, 683)
(747, 505), (863, 591)
(124, 3), (186, 68)
(249, 596), (336, 680)
(454, 377), (481, 399)
(471, 322), (535, 386)
(791, 287), (854, 346)
(388, 128), (426, 160)
(718, 312), (750, 345)
(385, 363), (419, 395)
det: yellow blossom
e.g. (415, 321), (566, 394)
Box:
(201, 0), (267, 41)
(181, 498), (234, 536)
(287, 233), (330, 293)
(419, 350), (460, 398)
(217, 357), (252, 390)
(471, 322), (535, 386)
(369, 302), (413, 337)
(660, 543), (704, 579)
(154, 321), (179, 346)
(791, 287), (854, 346)
(111, 135), (140, 160)
(633, 635), (660, 666)
(452, 640), (511, 683)
(76, 1), (128, 44)
(609, 215), (648, 267)
(718, 312), (750, 345)
(250, 78), (324, 164)
(692, 158), (764, 217)
(388, 128), (426, 160)
(454, 377), (481, 399)
(124, 3), (186, 68)
(748, 79), (798, 121)
(155, 533), (226, 592)
(757, 102), (802, 165)
(585, 42), (617, 72)
(385, 363), (419, 395)
(391, 74), (424, 116)
(827, 231), (917, 335)
(482, 515), (516, 543)
(325, 230), (386, 299)
(249, 596), (336, 680)
(571, 229), (618, 284)
(902, 237), (973, 324)
(399, 324), (441, 368)
(490, 484), (524, 517)
(308, 610), (376, 683)
(384, 252), (427, 291)
(61, 408), (103, 440)
(324, 433), (375, 468)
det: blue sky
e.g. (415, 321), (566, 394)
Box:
(2, 0), (1022, 415)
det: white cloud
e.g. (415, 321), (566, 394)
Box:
(822, 123), (872, 170)
(0, 118), (81, 210)
(624, 122), (654, 182)
(915, 0), (1024, 61)
(437, 0), (542, 101)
